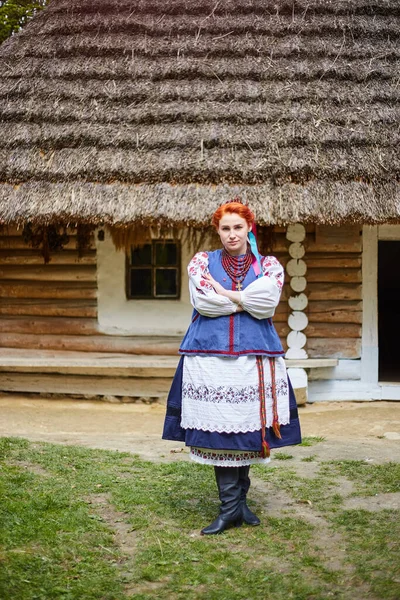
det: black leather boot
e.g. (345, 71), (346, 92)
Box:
(201, 466), (243, 535)
(238, 465), (260, 526)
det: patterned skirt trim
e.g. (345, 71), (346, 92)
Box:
(190, 446), (271, 467)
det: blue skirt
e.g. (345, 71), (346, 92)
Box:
(162, 356), (302, 451)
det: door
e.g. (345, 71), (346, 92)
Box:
(378, 241), (400, 382)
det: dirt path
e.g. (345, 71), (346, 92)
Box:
(1, 394), (399, 464)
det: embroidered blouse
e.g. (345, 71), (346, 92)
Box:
(179, 250), (285, 357)
(188, 251), (284, 320)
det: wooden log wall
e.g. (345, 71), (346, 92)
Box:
(0, 225), (362, 360)
(0, 227), (180, 355)
(0, 226), (99, 350)
(271, 224), (362, 359)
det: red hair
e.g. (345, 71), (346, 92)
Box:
(212, 199), (254, 230)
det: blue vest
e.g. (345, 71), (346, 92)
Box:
(179, 249), (284, 357)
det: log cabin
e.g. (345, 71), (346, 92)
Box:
(0, 0), (399, 402)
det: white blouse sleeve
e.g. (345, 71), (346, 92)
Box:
(188, 252), (239, 317)
(239, 256), (284, 320)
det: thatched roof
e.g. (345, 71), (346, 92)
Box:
(0, 0), (399, 227)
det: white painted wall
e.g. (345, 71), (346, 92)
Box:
(308, 360), (361, 381)
(96, 229), (193, 336)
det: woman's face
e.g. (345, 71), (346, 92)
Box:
(217, 213), (252, 256)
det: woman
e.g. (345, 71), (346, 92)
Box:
(162, 200), (301, 535)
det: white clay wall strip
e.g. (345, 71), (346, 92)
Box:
(285, 223), (308, 360)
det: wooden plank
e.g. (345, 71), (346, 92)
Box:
(0, 365), (176, 378)
(271, 312), (289, 323)
(274, 255), (288, 268)
(307, 268), (361, 284)
(0, 350), (338, 377)
(308, 311), (362, 324)
(0, 317), (99, 336)
(306, 256), (361, 269)
(274, 322), (290, 337)
(0, 281), (97, 299)
(270, 233), (289, 253)
(305, 322), (361, 339)
(0, 265), (97, 282)
(378, 224), (400, 240)
(0, 333), (181, 355)
(0, 353), (180, 377)
(315, 225), (361, 246)
(279, 284), (292, 302)
(307, 283), (362, 301)
(0, 299), (97, 318)
(0, 348), (168, 361)
(285, 359), (338, 368)
(273, 302), (288, 315)
(308, 299), (362, 324)
(0, 250), (96, 265)
(308, 300), (362, 314)
(0, 372), (172, 397)
(305, 238), (362, 254)
(307, 338), (361, 359)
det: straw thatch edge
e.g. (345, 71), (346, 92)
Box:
(0, 180), (399, 227)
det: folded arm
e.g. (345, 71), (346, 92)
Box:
(204, 255), (284, 320)
(238, 256), (284, 319)
(188, 252), (240, 317)
(239, 256), (284, 319)
(188, 252), (284, 320)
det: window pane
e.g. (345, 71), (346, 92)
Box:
(155, 242), (178, 266)
(130, 268), (152, 297)
(156, 269), (177, 296)
(131, 244), (152, 266)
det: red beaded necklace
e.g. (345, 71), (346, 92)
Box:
(221, 247), (252, 290)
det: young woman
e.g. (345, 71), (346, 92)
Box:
(162, 200), (301, 535)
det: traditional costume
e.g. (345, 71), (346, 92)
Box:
(162, 245), (301, 533)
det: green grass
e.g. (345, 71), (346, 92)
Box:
(1, 437), (399, 600)
(328, 460), (400, 496)
(301, 455), (317, 462)
(272, 452), (294, 460)
(253, 464), (343, 512)
(298, 436), (325, 447)
(332, 509), (400, 600)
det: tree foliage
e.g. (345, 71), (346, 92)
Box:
(0, 0), (48, 44)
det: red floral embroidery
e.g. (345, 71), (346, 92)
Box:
(262, 255), (284, 290)
(190, 447), (265, 464)
(182, 380), (288, 403)
(188, 252), (213, 293)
